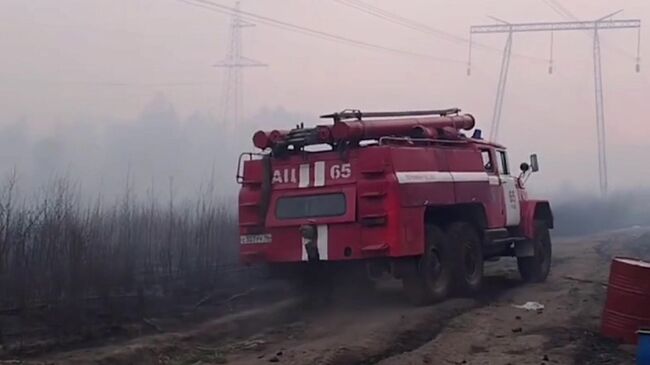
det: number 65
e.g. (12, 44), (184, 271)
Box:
(330, 163), (351, 179)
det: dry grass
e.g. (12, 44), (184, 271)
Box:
(0, 172), (255, 343)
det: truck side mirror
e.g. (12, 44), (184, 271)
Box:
(530, 154), (539, 172)
(520, 162), (530, 172)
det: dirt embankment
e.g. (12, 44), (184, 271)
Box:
(7, 228), (650, 365)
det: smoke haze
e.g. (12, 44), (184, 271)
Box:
(1, 0), (650, 215)
(0, 95), (307, 200)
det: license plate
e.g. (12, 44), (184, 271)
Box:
(240, 234), (272, 245)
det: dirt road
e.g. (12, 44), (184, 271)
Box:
(12, 228), (650, 365)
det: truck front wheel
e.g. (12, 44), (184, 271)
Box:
(447, 222), (483, 295)
(402, 224), (452, 305)
(518, 220), (552, 282)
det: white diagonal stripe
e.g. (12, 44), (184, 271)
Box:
(396, 171), (489, 184)
(314, 161), (326, 187)
(298, 164), (310, 188)
(451, 172), (489, 182)
(396, 171), (453, 184)
(317, 225), (328, 260)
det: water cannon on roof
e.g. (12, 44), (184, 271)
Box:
(252, 108), (476, 150)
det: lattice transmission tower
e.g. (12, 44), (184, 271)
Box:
(468, 11), (641, 195)
(215, 1), (266, 126)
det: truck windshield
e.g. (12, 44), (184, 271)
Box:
(276, 193), (346, 220)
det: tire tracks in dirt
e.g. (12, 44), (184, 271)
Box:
(217, 276), (521, 365)
(352, 277), (521, 365)
(364, 233), (641, 365)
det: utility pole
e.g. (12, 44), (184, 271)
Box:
(468, 13), (641, 195)
(214, 1), (266, 126)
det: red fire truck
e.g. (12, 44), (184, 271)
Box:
(237, 108), (552, 304)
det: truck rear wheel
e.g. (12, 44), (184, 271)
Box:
(518, 220), (552, 282)
(402, 224), (452, 305)
(447, 222), (483, 295)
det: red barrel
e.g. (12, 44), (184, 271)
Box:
(601, 257), (650, 344)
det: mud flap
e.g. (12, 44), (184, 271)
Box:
(515, 240), (535, 257)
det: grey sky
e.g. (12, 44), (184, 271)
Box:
(0, 0), (649, 196)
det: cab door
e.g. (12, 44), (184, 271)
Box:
(496, 149), (521, 226)
(480, 148), (504, 227)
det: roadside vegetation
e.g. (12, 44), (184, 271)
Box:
(0, 172), (255, 351)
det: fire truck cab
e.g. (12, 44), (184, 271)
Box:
(237, 108), (553, 305)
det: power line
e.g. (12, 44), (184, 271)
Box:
(177, 0), (464, 64)
(0, 79), (219, 87)
(542, 0), (574, 20)
(541, 0), (640, 61)
(470, 14), (642, 195)
(331, 0), (547, 64)
(332, 0), (468, 44)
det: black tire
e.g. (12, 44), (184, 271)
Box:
(447, 222), (483, 295)
(402, 224), (452, 305)
(518, 220), (552, 283)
